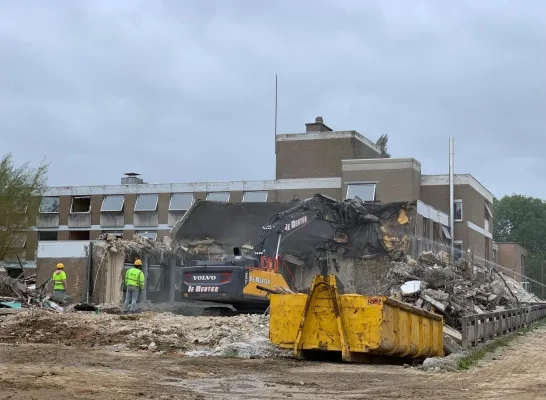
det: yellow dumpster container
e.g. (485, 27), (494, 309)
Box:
(269, 275), (444, 362)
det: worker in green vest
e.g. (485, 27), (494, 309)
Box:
(52, 263), (67, 294)
(122, 259), (145, 313)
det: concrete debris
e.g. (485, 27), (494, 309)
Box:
(400, 280), (423, 295)
(0, 310), (289, 359)
(0, 274), (63, 312)
(381, 250), (544, 332)
(420, 352), (468, 372)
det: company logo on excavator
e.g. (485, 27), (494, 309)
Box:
(192, 275), (216, 281)
(284, 215), (308, 231)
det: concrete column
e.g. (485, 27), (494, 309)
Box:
(140, 254), (148, 303)
(168, 256), (176, 303)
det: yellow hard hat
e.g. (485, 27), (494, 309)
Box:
(134, 259), (142, 266)
(56, 263), (64, 269)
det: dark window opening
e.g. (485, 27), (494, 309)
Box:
(39, 231), (58, 241)
(69, 231), (90, 240)
(454, 201), (463, 221)
(71, 196), (91, 213)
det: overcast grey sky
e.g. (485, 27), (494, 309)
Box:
(1, 1), (544, 198)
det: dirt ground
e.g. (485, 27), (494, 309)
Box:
(1, 324), (546, 399)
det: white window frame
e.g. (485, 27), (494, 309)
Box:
(206, 192), (231, 202)
(39, 197), (60, 214)
(134, 194), (159, 212)
(169, 193), (195, 211)
(242, 191), (268, 202)
(453, 199), (463, 222)
(70, 196), (91, 214)
(100, 195), (125, 212)
(345, 182), (377, 201)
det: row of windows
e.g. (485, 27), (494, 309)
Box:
(38, 191), (270, 214)
(38, 183), (379, 215)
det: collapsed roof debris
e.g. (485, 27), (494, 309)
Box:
(172, 194), (420, 267)
(170, 200), (296, 259)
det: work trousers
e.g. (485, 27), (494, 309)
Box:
(123, 286), (140, 313)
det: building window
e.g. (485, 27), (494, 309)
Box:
(39, 231), (58, 241)
(441, 226), (452, 241)
(484, 203), (493, 232)
(346, 183), (376, 201)
(169, 193), (194, 211)
(39, 197), (59, 213)
(206, 192), (230, 202)
(454, 200), (463, 221)
(71, 196), (91, 213)
(242, 191), (268, 202)
(69, 231), (90, 240)
(136, 231), (157, 240)
(134, 194), (158, 212)
(101, 195), (125, 212)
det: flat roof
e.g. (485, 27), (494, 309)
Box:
(276, 130), (381, 154)
(42, 177), (343, 196)
(421, 173), (494, 203)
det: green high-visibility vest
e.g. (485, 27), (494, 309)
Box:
(125, 267), (144, 289)
(52, 270), (66, 290)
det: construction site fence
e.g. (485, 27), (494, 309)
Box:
(460, 303), (546, 350)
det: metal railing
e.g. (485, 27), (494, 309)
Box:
(460, 304), (546, 350)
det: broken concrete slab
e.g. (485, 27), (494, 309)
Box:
(400, 280), (423, 296)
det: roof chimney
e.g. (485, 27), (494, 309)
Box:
(305, 116), (333, 132)
(121, 172), (144, 185)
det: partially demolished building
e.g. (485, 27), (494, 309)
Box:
(172, 194), (441, 291)
(18, 116), (496, 275)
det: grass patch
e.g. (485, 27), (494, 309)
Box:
(457, 318), (546, 370)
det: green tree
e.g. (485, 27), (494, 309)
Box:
(0, 153), (48, 261)
(375, 134), (391, 158)
(493, 194), (546, 296)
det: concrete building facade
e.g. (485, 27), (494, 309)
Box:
(15, 116), (495, 267)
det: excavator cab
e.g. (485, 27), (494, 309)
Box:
(181, 247), (292, 313)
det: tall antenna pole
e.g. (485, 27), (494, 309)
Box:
(274, 74), (278, 154)
(449, 137), (455, 262)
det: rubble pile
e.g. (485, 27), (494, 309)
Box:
(0, 310), (288, 359)
(0, 274), (65, 313)
(386, 250), (542, 327)
(102, 233), (185, 260)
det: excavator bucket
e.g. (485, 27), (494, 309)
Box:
(269, 275), (444, 362)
